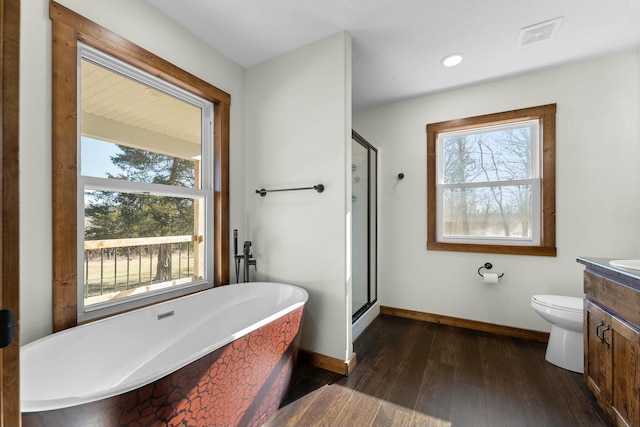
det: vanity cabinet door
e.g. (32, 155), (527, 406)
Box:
(609, 316), (640, 427)
(584, 301), (610, 405)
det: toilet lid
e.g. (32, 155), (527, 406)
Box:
(532, 295), (583, 314)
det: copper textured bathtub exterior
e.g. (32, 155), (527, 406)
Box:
(22, 305), (304, 427)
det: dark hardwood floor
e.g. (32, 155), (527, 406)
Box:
(265, 314), (612, 427)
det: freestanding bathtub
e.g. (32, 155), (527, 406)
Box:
(21, 282), (308, 427)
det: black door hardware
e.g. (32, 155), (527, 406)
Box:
(0, 309), (15, 348)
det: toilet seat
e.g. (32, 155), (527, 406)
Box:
(532, 295), (583, 314)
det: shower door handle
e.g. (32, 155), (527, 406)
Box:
(0, 309), (15, 348)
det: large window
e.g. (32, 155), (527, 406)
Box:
(427, 104), (556, 256)
(78, 44), (214, 321)
(51, 2), (230, 330)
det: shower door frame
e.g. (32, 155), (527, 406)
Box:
(351, 130), (377, 323)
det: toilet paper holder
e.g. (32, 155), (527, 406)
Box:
(477, 262), (504, 278)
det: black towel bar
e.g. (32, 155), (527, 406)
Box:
(256, 184), (324, 197)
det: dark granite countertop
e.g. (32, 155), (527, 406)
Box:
(577, 256), (640, 289)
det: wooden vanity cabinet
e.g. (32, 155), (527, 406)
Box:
(610, 315), (640, 426)
(583, 270), (640, 427)
(584, 300), (609, 406)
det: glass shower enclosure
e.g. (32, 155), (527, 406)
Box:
(351, 131), (377, 322)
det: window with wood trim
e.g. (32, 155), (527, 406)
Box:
(427, 104), (556, 256)
(51, 1), (230, 330)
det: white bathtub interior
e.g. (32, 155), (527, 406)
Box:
(21, 282), (307, 412)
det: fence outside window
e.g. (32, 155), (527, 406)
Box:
(83, 235), (198, 299)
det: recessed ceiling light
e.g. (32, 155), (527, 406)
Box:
(441, 54), (463, 67)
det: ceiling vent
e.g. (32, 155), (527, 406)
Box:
(518, 17), (564, 47)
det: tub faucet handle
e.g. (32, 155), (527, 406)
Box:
(243, 240), (256, 281)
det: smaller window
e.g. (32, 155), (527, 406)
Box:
(427, 104), (556, 256)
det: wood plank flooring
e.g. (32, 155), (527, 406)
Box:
(264, 314), (612, 427)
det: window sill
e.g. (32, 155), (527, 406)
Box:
(427, 241), (557, 257)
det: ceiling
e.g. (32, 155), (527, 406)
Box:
(82, 58), (202, 159)
(147, 0), (640, 111)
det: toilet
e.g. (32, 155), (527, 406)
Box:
(530, 295), (584, 373)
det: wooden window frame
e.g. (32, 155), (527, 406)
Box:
(50, 1), (230, 332)
(1, 0), (21, 422)
(426, 104), (556, 257)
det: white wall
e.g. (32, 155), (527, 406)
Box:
(354, 51), (640, 332)
(20, 0), (246, 344)
(636, 49), (640, 232)
(245, 32), (353, 362)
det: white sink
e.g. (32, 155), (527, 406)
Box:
(610, 259), (640, 271)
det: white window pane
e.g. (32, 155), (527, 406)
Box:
(442, 185), (533, 239)
(81, 137), (198, 188)
(80, 57), (203, 188)
(83, 190), (205, 307)
(441, 122), (536, 184)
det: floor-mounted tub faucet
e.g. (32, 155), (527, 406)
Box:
(243, 241), (257, 282)
(233, 229), (257, 283)
(233, 230), (243, 283)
